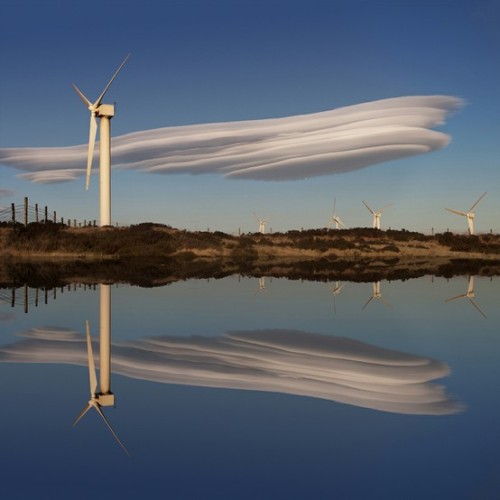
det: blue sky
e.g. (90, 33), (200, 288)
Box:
(0, 0), (498, 233)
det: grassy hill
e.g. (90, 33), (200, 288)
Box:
(1, 223), (500, 286)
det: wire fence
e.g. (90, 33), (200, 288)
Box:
(0, 283), (98, 313)
(0, 197), (96, 227)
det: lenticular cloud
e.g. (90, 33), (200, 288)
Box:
(0, 95), (463, 184)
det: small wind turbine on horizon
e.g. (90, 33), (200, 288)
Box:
(254, 213), (269, 234)
(445, 275), (486, 318)
(363, 201), (393, 230)
(326, 199), (347, 230)
(445, 192), (486, 235)
(73, 286), (129, 455)
(72, 54), (130, 227)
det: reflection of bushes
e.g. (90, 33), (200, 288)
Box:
(381, 244), (400, 252)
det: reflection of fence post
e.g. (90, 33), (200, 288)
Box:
(11, 203), (15, 224)
(35, 203), (39, 223)
(44, 206), (48, 223)
(24, 284), (28, 314)
(24, 197), (28, 226)
(11, 288), (15, 307)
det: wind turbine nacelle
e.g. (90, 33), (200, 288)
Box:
(97, 104), (115, 118)
(97, 393), (115, 407)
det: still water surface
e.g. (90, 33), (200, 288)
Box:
(1, 275), (499, 499)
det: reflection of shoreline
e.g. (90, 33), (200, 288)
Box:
(1, 256), (498, 288)
(0, 327), (462, 415)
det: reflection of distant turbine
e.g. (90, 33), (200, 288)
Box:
(329, 281), (345, 313)
(254, 277), (269, 297)
(254, 213), (269, 234)
(363, 201), (393, 230)
(363, 281), (393, 310)
(445, 276), (487, 318)
(445, 192), (486, 235)
(73, 286), (129, 455)
(326, 198), (347, 229)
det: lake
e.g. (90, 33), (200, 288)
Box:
(1, 274), (499, 499)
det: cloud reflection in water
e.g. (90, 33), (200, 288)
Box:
(0, 327), (461, 415)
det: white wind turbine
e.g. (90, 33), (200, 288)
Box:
(445, 275), (486, 318)
(363, 201), (393, 230)
(73, 286), (129, 455)
(445, 192), (487, 235)
(363, 281), (393, 310)
(329, 281), (345, 313)
(254, 213), (269, 234)
(327, 199), (347, 229)
(72, 54), (130, 227)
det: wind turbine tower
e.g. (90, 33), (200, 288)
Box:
(363, 201), (393, 230)
(72, 54), (130, 227)
(254, 213), (269, 234)
(445, 192), (486, 235)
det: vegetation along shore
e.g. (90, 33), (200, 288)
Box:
(1, 223), (499, 287)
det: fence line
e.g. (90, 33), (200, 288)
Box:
(0, 283), (98, 314)
(0, 197), (96, 227)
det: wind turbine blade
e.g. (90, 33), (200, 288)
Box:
(379, 298), (393, 308)
(445, 208), (467, 217)
(445, 293), (466, 303)
(72, 403), (92, 427)
(72, 83), (92, 107)
(378, 203), (394, 213)
(362, 296), (374, 310)
(94, 405), (130, 456)
(468, 192), (487, 213)
(468, 298), (487, 319)
(362, 201), (374, 214)
(86, 321), (97, 397)
(86, 114), (98, 190)
(93, 53), (131, 108)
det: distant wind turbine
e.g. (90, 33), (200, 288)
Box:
(326, 199), (347, 229)
(254, 213), (269, 234)
(445, 192), (486, 235)
(445, 275), (486, 318)
(363, 201), (393, 230)
(72, 54), (130, 227)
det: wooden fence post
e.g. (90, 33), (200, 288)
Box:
(44, 206), (48, 223)
(53, 211), (56, 223)
(24, 197), (28, 226)
(35, 203), (39, 223)
(11, 203), (15, 224)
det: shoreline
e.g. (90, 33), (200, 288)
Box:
(1, 224), (499, 286)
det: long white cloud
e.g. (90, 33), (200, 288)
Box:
(0, 95), (463, 184)
(0, 327), (462, 415)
